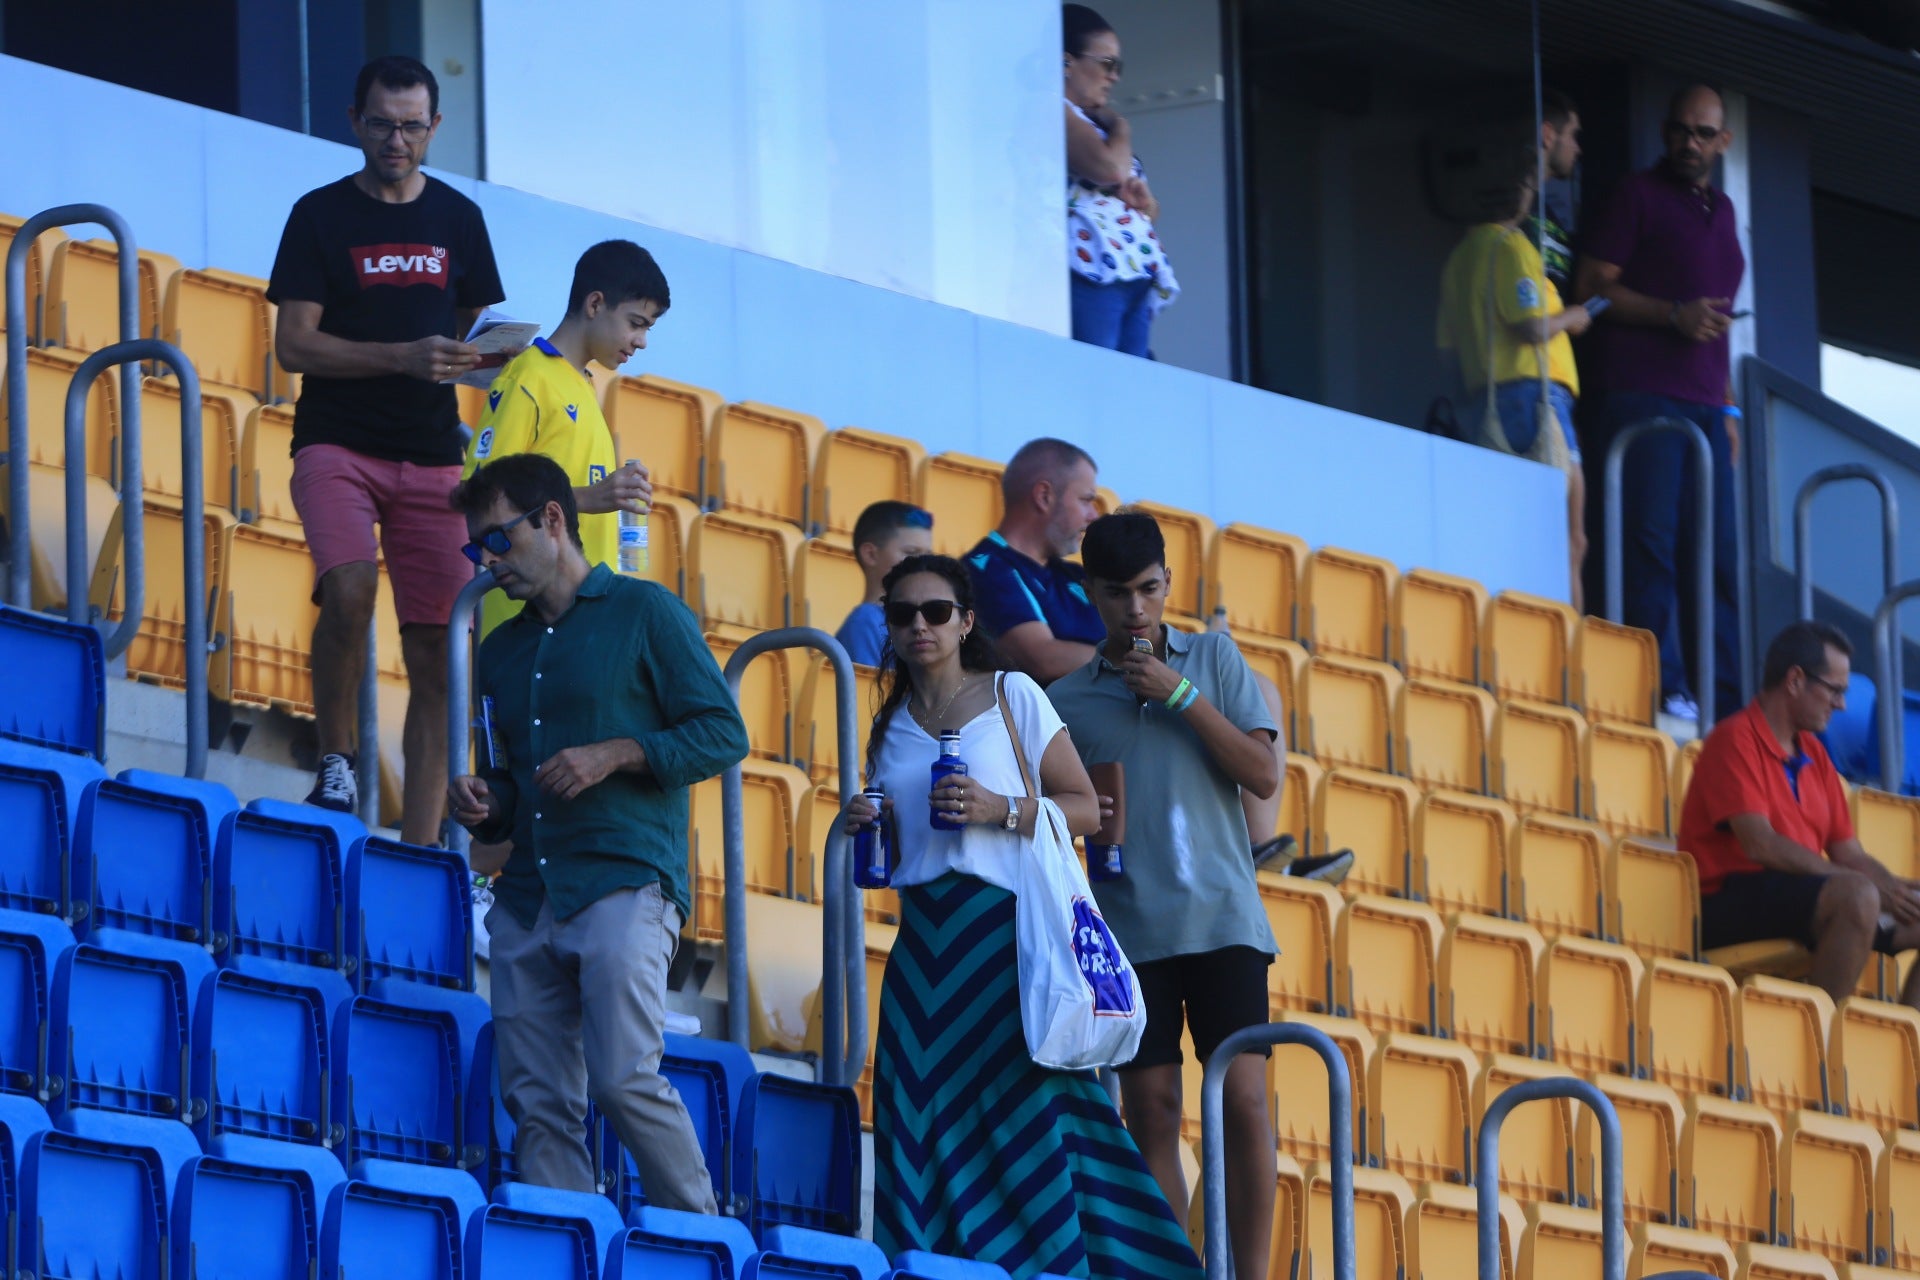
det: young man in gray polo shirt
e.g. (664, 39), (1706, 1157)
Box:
(1046, 510), (1280, 1280)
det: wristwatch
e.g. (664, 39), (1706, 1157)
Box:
(1004, 796), (1022, 831)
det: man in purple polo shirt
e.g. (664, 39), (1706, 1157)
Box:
(1576, 83), (1745, 724)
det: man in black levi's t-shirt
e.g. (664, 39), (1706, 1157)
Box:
(268, 55), (504, 843)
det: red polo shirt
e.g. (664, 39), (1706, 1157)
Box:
(1678, 702), (1853, 895)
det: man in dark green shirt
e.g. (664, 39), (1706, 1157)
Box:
(449, 453), (747, 1208)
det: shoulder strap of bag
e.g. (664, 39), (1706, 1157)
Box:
(996, 673), (1039, 801)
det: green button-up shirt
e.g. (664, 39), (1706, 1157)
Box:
(473, 563), (749, 929)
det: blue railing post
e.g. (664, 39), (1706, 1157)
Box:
(1202, 1022), (1354, 1280)
(1476, 1076), (1624, 1280)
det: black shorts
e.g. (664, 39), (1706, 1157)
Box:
(1120, 945), (1273, 1072)
(1701, 870), (1899, 953)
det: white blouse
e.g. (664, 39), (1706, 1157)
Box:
(869, 671), (1069, 892)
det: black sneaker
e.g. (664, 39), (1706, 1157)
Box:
(306, 752), (358, 814)
(1252, 834), (1298, 870)
(1286, 848), (1355, 884)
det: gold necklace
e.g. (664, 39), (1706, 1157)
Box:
(912, 672), (977, 734)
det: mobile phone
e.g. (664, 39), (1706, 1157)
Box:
(1727, 309), (1752, 320)
(1582, 296), (1612, 317)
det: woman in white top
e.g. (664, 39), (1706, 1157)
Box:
(1064, 4), (1179, 358)
(851, 554), (1204, 1279)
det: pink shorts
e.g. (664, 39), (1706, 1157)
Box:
(289, 443), (471, 628)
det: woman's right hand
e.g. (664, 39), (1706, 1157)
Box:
(845, 793), (891, 833)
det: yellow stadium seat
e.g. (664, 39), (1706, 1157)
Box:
(1477, 1055), (1579, 1205)
(1880, 1128), (1920, 1271)
(1397, 676), (1495, 793)
(0, 217), (62, 341)
(1442, 913), (1544, 1058)
(1303, 1163), (1413, 1280)
(1851, 788), (1920, 883)
(1210, 521), (1306, 641)
(706, 631), (792, 762)
(161, 267), (272, 398)
(238, 403), (297, 527)
(1780, 1110), (1883, 1264)
(1406, 1182), (1522, 1280)
(1682, 1094), (1782, 1244)
(1303, 545), (1397, 661)
(1511, 813), (1608, 941)
(1369, 1033), (1479, 1184)
(1128, 499), (1216, 626)
(1578, 1074), (1682, 1225)
(1273, 752), (1324, 856)
(1611, 836), (1699, 960)
(1735, 1243), (1841, 1280)
(1837, 1265), (1914, 1280)
(792, 533), (866, 633)
(111, 499), (236, 701)
(915, 451), (1004, 557)
(1337, 894), (1444, 1037)
(1541, 936), (1645, 1078)
(3, 344), (117, 479)
(688, 759), (811, 926)
(1236, 634), (1307, 750)
(1262, 876), (1342, 1016)
(1272, 1013), (1372, 1166)
(1187, 1153), (1308, 1280)
(1494, 699), (1586, 818)
(1487, 590), (1578, 705)
(635, 494), (698, 600)
(1519, 1202), (1604, 1280)
(809, 426), (926, 537)
(600, 372), (719, 505)
(688, 510), (803, 637)
(137, 377), (244, 515)
(44, 238), (177, 350)
(740, 893), (823, 1054)
(1632, 1222), (1738, 1279)
(1301, 654), (1402, 773)
(1315, 767), (1419, 898)
(1741, 976), (1836, 1117)
(226, 521), (320, 714)
(0, 458), (121, 621)
(1830, 998), (1920, 1133)
(708, 400), (824, 525)
(1639, 958), (1739, 1100)
(1575, 616), (1660, 727)
(1414, 790), (1514, 918)
(1675, 736), (1705, 810)
(1393, 567), (1487, 686)
(1586, 721), (1674, 838)
(794, 655), (879, 788)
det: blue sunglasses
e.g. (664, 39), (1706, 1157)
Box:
(462, 508), (539, 564)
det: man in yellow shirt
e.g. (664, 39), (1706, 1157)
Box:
(1437, 155), (1593, 608)
(464, 239), (668, 637)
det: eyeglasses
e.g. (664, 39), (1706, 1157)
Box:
(1664, 121), (1722, 143)
(462, 509), (539, 565)
(885, 599), (960, 628)
(1072, 52), (1124, 76)
(358, 115), (433, 142)
(1806, 672), (1849, 701)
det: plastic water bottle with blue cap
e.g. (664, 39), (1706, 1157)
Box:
(617, 458), (649, 575)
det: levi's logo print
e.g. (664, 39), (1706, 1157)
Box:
(353, 243), (451, 288)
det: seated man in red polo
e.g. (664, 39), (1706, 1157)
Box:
(1679, 620), (1920, 1007)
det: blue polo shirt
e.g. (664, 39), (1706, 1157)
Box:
(964, 532), (1104, 649)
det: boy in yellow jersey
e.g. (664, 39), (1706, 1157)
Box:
(464, 239), (669, 637)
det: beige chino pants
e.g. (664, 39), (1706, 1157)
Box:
(487, 882), (717, 1212)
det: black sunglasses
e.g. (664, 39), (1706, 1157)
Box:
(1665, 121), (1722, 143)
(462, 508), (539, 565)
(886, 599), (960, 628)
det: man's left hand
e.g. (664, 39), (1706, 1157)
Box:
(1119, 649), (1184, 704)
(535, 740), (640, 801)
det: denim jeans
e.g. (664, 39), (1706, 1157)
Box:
(1494, 379), (1582, 463)
(1587, 391), (1742, 719)
(1070, 274), (1155, 357)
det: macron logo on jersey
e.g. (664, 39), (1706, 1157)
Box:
(352, 243), (451, 289)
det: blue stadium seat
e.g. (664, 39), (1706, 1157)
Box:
(744, 1224), (890, 1279)
(887, 1251), (1012, 1279)
(0, 737), (101, 922)
(191, 956), (351, 1147)
(0, 1094), (51, 1279)
(331, 987), (464, 1168)
(18, 1109), (200, 1280)
(0, 604), (105, 758)
(74, 768), (236, 946)
(368, 978), (493, 1172)
(732, 1074), (861, 1241)
(1821, 671), (1875, 781)
(219, 797), (365, 975)
(600, 1031), (755, 1215)
(0, 908), (74, 1100)
(466, 1182), (627, 1280)
(318, 1158), (488, 1280)
(606, 1204), (760, 1280)
(174, 1132), (348, 1279)
(351, 836), (473, 991)
(51, 927), (213, 1120)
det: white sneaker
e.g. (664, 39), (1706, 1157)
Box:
(471, 875), (494, 963)
(1661, 692), (1701, 722)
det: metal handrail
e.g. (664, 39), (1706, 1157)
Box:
(359, 622), (381, 827)
(1796, 464), (1899, 621)
(1604, 417), (1717, 732)
(719, 627), (863, 1086)
(65, 341), (206, 777)
(1873, 579), (1920, 794)
(6, 205), (142, 612)
(1476, 1076), (1624, 1280)
(1202, 1022), (1354, 1280)
(443, 570), (497, 858)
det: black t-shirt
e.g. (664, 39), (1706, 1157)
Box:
(267, 175), (504, 466)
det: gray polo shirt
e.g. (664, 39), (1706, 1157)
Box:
(1046, 628), (1279, 965)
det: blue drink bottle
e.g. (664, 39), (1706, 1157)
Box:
(930, 730), (969, 831)
(853, 788), (894, 889)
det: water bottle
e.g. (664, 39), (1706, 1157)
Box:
(1087, 841), (1125, 881)
(1086, 760), (1126, 882)
(853, 789), (893, 889)
(617, 459), (649, 575)
(930, 730), (968, 831)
